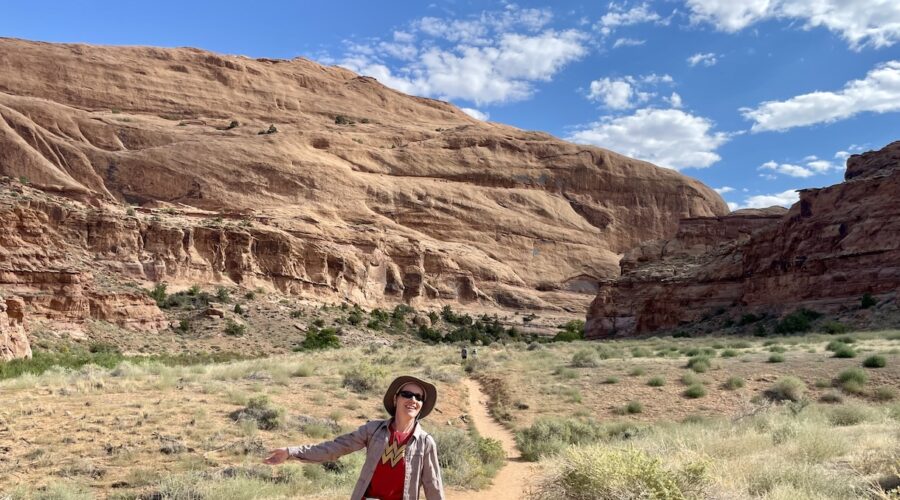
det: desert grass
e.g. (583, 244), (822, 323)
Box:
(3, 329), (899, 498)
(0, 345), (474, 499)
(528, 402), (899, 499)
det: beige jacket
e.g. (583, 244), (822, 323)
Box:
(287, 419), (445, 500)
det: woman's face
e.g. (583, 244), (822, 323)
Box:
(394, 382), (425, 420)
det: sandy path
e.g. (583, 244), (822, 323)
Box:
(446, 379), (534, 500)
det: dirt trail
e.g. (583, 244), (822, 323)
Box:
(446, 379), (535, 500)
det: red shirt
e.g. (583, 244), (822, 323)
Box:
(365, 422), (415, 500)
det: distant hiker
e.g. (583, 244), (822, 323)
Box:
(265, 375), (444, 500)
(471, 348), (477, 359)
(460, 345), (468, 361)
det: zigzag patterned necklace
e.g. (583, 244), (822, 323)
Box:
(380, 422), (415, 468)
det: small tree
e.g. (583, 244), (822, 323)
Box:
(860, 293), (877, 309)
(148, 283), (168, 307)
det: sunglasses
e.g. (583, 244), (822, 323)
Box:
(397, 390), (425, 402)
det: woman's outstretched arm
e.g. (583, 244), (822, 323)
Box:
(264, 421), (372, 464)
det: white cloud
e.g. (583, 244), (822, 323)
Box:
(759, 161), (815, 178)
(806, 160), (837, 173)
(685, 0), (900, 50)
(641, 73), (673, 84)
(597, 3), (662, 36)
(567, 108), (730, 169)
(802, 155), (818, 161)
(343, 29), (588, 105)
(742, 60), (900, 132)
(736, 189), (800, 209)
(613, 37), (646, 48)
(585, 74), (674, 109)
(687, 52), (719, 67)
(834, 144), (866, 161)
(714, 186), (735, 194)
(588, 78), (635, 109)
(727, 201), (739, 211)
(461, 107), (490, 121)
(393, 31), (415, 43)
(667, 92), (683, 108)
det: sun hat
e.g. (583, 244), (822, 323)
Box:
(383, 375), (437, 420)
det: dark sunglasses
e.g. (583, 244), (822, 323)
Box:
(397, 390), (425, 402)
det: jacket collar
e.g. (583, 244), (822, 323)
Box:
(379, 418), (427, 440)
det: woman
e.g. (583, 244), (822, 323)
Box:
(264, 375), (445, 500)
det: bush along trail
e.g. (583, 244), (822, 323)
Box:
(447, 379), (534, 500)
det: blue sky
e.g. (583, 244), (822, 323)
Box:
(2, 1), (899, 210)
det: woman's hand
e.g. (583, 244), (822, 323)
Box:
(263, 448), (290, 465)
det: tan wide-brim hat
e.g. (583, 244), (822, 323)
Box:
(383, 375), (437, 420)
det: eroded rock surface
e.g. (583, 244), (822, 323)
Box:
(587, 141), (900, 338)
(0, 38), (727, 335)
(0, 294), (31, 360)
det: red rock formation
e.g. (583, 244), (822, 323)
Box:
(0, 37), (727, 333)
(586, 141), (900, 338)
(0, 295), (31, 360)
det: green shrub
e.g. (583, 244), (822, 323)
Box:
(768, 353), (785, 363)
(432, 428), (505, 488)
(769, 376), (806, 402)
(739, 313), (761, 325)
(554, 367), (578, 380)
(822, 321), (848, 334)
(860, 292), (877, 309)
(147, 282), (168, 307)
(837, 368), (868, 393)
(347, 310), (363, 326)
(832, 344), (856, 358)
(720, 349), (738, 358)
(862, 355), (886, 368)
(819, 391), (844, 404)
(874, 386), (897, 401)
(334, 115), (353, 125)
(774, 308), (821, 334)
(827, 405), (873, 426)
(535, 446), (709, 500)
(625, 401), (643, 414)
(229, 396), (284, 430)
(647, 376), (665, 387)
(233, 304), (244, 314)
(224, 320), (247, 336)
(631, 346), (652, 358)
(628, 367), (646, 377)
(686, 356), (711, 373)
(723, 376), (744, 390)
(571, 349), (601, 368)
(826, 340), (849, 352)
(683, 384), (707, 398)
(342, 363), (387, 394)
(680, 373), (702, 386)
(602, 376), (620, 384)
(215, 287), (231, 302)
(767, 345), (786, 353)
(554, 320), (585, 342)
(515, 418), (627, 462)
(300, 327), (340, 350)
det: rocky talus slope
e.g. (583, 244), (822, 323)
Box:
(0, 38), (727, 351)
(587, 141), (900, 338)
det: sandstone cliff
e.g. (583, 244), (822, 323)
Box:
(587, 141), (900, 338)
(0, 294), (31, 361)
(0, 38), (727, 349)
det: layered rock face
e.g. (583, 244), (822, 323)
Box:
(0, 38), (727, 341)
(0, 295), (31, 361)
(587, 141), (900, 338)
